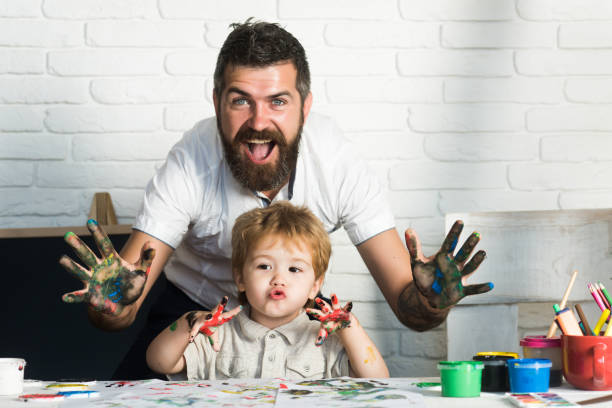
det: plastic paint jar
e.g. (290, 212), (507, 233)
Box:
(520, 335), (562, 386)
(0, 358), (26, 395)
(473, 351), (519, 392)
(507, 358), (552, 393)
(437, 361), (484, 397)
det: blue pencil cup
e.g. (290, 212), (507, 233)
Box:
(507, 358), (552, 393)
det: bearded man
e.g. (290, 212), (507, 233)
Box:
(59, 20), (492, 379)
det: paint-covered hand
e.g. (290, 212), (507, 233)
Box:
(405, 220), (493, 309)
(59, 219), (155, 315)
(305, 294), (352, 346)
(187, 296), (243, 352)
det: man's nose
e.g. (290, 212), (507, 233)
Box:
(248, 102), (271, 132)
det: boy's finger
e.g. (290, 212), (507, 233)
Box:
(315, 297), (330, 313)
(315, 327), (328, 346)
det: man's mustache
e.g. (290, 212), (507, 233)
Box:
(234, 125), (287, 146)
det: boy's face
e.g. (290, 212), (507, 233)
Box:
(236, 234), (322, 329)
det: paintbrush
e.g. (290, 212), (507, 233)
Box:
(547, 270), (579, 338)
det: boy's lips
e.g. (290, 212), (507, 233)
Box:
(269, 289), (286, 300)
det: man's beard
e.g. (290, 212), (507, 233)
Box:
(219, 118), (302, 192)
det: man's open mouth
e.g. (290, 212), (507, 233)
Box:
(244, 139), (276, 163)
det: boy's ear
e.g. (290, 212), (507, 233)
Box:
(234, 268), (245, 292)
(308, 276), (324, 300)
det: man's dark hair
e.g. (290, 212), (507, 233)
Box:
(213, 19), (311, 104)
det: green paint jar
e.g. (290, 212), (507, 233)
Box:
(438, 361), (484, 397)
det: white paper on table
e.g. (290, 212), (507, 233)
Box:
(274, 378), (426, 408)
(65, 379), (280, 407)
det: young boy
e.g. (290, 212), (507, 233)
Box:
(146, 201), (389, 380)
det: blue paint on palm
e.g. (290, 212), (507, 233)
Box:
(432, 279), (442, 294)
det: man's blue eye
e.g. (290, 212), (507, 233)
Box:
(233, 98), (248, 105)
(272, 99), (286, 106)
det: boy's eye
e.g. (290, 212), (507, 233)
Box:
(257, 264), (272, 270)
(288, 266), (301, 273)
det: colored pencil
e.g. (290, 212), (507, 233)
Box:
(594, 309), (610, 336)
(546, 270), (578, 338)
(588, 283), (606, 312)
(577, 393), (612, 405)
(595, 282), (611, 309)
(598, 281), (612, 307)
(575, 304), (594, 336)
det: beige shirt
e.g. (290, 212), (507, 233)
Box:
(180, 310), (350, 380)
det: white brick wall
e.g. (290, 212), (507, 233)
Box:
(2, 0), (612, 378)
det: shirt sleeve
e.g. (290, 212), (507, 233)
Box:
(330, 124), (396, 245)
(133, 135), (202, 249)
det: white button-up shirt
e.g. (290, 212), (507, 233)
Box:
(134, 113), (395, 309)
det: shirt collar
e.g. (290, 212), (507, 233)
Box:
(237, 308), (311, 345)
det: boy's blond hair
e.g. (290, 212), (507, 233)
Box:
(231, 201), (331, 304)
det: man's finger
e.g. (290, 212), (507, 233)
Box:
(454, 232), (480, 266)
(463, 282), (494, 297)
(138, 242), (156, 275)
(59, 255), (92, 281)
(404, 228), (425, 262)
(87, 219), (115, 259)
(62, 289), (88, 303)
(441, 220), (464, 254)
(64, 231), (99, 267)
(460, 250), (486, 277)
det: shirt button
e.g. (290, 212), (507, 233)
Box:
(304, 365), (310, 372)
(270, 334), (276, 339)
(268, 356), (275, 362)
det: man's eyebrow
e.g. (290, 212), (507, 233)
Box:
(226, 87), (250, 96)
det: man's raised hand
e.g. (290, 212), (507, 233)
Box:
(59, 219), (155, 315)
(405, 220), (493, 309)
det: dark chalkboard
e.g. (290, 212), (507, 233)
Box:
(0, 226), (166, 380)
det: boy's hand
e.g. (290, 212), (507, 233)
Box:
(187, 296), (242, 352)
(406, 219), (493, 309)
(59, 219), (155, 315)
(305, 294), (352, 346)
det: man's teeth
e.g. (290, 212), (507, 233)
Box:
(246, 139), (271, 144)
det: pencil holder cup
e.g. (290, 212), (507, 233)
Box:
(562, 334), (612, 390)
(520, 335), (563, 386)
(473, 352), (518, 392)
(0, 358), (26, 395)
(438, 361), (484, 397)
(507, 358), (552, 393)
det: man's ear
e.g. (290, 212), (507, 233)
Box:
(213, 90), (220, 117)
(302, 92), (313, 122)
